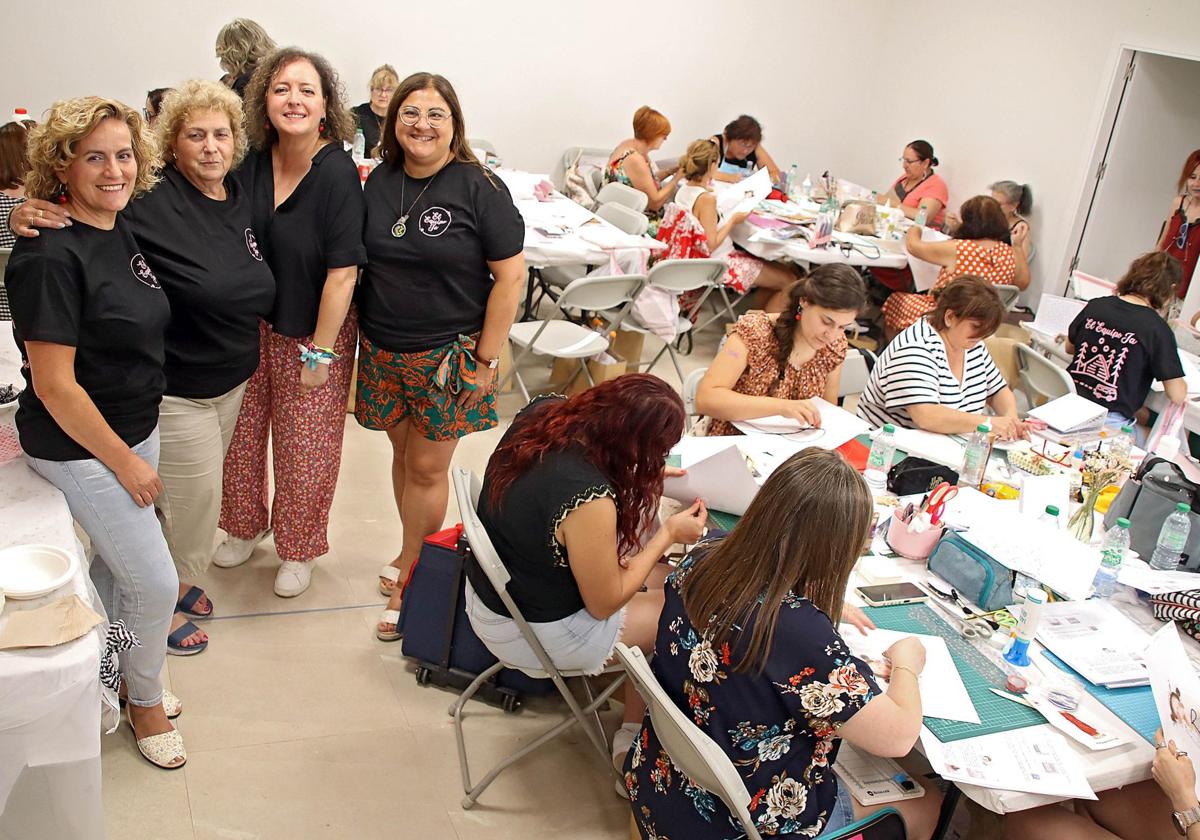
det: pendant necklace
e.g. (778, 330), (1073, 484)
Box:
(392, 160), (446, 238)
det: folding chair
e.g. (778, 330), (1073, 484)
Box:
(837, 348), (871, 402)
(992, 284), (1021, 311)
(620, 259), (726, 384)
(615, 643), (908, 840)
(596, 181), (648, 212)
(503, 273), (645, 402)
(450, 468), (628, 809)
(596, 202), (649, 236)
(682, 367), (707, 429)
(1014, 342), (1074, 408)
(467, 137), (496, 155)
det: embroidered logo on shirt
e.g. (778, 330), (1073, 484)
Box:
(130, 254), (160, 289)
(1069, 317), (1135, 403)
(245, 228), (263, 261)
(418, 207), (451, 237)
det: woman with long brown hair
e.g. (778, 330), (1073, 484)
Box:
(626, 449), (940, 839)
(465, 374), (707, 767)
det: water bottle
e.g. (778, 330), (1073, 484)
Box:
(1150, 503), (1192, 571)
(1039, 504), (1062, 528)
(352, 128), (366, 160)
(801, 172), (813, 201)
(1015, 505), (1062, 599)
(958, 424), (991, 488)
(1109, 424), (1134, 463)
(786, 163), (799, 200)
(864, 424), (897, 491)
(914, 201), (928, 227)
(1092, 518), (1130, 598)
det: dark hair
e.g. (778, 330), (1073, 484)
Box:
(378, 72), (492, 181)
(244, 47), (355, 150)
(989, 180), (1033, 216)
(723, 115), (762, 144)
(907, 139), (938, 168)
(1177, 150), (1200, 193)
(0, 120), (31, 190)
(955, 195), (1012, 243)
(773, 264), (865, 369)
(145, 88), (173, 119)
(1115, 251), (1182, 311)
(486, 374), (685, 558)
(929, 276), (1004, 337)
(680, 448), (873, 673)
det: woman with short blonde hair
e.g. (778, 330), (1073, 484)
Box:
(215, 17), (276, 97)
(352, 62), (399, 157)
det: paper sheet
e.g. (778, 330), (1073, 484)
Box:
(716, 167), (773, 218)
(880, 427), (965, 469)
(840, 627), (980, 724)
(662, 443), (761, 516)
(1017, 473), (1071, 518)
(1032, 293), (1086, 338)
(731, 398), (870, 450)
(1146, 622), (1200, 800)
(1119, 558), (1200, 594)
(0, 595), (104, 650)
(920, 725), (1096, 799)
(1036, 600), (1150, 687)
(906, 228), (951, 292)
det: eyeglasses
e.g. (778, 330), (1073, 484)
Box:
(899, 157), (921, 165)
(1177, 219), (1194, 251)
(398, 107), (450, 127)
(372, 87), (395, 96)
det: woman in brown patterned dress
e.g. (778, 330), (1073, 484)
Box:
(696, 264), (866, 436)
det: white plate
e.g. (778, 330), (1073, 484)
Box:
(0, 544), (77, 599)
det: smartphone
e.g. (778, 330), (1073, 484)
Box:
(855, 582), (929, 607)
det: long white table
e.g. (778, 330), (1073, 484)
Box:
(734, 221), (909, 270)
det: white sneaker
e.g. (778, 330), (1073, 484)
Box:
(212, 529), (271, 569)
(273, 560), (313, 598)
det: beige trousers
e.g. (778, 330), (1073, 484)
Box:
(155, 382), (248, 578)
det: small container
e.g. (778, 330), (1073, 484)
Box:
(1045, 679), (1083, 712)
(885, 510), (944, 560)
(1006, 673), (1029, 694)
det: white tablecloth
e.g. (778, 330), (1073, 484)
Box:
(735, 222), (909, 269)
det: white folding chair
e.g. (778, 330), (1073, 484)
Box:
(837, 348), (871, 401)
(503, 273), (645, 402)
(596, 181), (648, 213)
(683, 367), (708, 430)
(450, 468), (628, 809)
(1014, 342), (1074, 408)
(615, 643), (764, 839)
(992, 284), (1021, 311)
(467, 137), (496, 154)
(595, 201), (649, 236)
(620, 259), (726, 384)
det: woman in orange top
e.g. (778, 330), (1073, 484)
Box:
(877, 139), (949, 228)
(882, 195), (1028, 337)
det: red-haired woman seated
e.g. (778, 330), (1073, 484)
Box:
(465, 374), (707, 764)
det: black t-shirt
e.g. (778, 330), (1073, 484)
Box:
(1068, 296), (1184, 418)
(352, 103), (383, 158)
(357, 160), (524, 353)
(124, 165), (276, 398)
(5, 218), (170, 461)
(236, 143), (367, 338)
(468, 396), (616, 622)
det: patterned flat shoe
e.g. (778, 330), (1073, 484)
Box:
(126, 708), (187, 770)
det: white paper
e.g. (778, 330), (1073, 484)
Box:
(662, 443), (760, 516)
(906, 228), (952, 292)
(1017, 473), (1071, 519)
(716, 167), (773, 218)
(1028, 393), (1108, 434)
(494, 168), (548, 201)
(841, 627), (980, 724)
(1119, 557), (1200, 594)
(1146, 622), (1200, 800)
(1032, 293), (1087, 338)
(731, 398), (869, 450)
(881, 427), (965, 469)
(920, 726), (1096, 799)
(1036, 600), (1150, 687)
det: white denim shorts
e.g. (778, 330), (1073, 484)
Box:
(464, 581), (624, 677)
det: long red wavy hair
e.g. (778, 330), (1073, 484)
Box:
(486, 374), (685, 557)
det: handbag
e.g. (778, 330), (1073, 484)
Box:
(886, 457), (960, 496)
(630, 284), (680, 341)
(562, 150), (597, 211)
(927, 530), (1014, 613)
(1103, 456), (1200, 570)
(835, 200), (877, 235)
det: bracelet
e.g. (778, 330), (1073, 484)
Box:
(297, 342), (336, 370)
(890, 664), (920, 681)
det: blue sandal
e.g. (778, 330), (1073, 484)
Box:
(166, 618), (208, 656)
(176, 586), (213, 619)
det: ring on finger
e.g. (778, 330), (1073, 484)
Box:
(1180, 751), (1190, 758)
(36, 208), (43, 219)
(1157, 743), (1169, 749)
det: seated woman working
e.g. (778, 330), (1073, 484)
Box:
(626, 448), (941, 839)
(709, 114), (780, 184)
(858, 277), (1026, 439)
(464, 374), (707, 762)
(695, 263), (866, 435)
(877, 139), (948, 227)
(661, 138), (798, 303)
(607, 106), (685, 236)
(1066, 251), (1186, 434)
(883, 194), (1029, 337)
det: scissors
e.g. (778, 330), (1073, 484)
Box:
(924, 482), (959, 526)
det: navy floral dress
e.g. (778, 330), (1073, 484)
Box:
(625, 551), (880, 839)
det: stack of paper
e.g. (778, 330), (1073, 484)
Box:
(1031, 293), (1086, 338)
(715, 167), (773, 218)
(881, 427), (965, 469)
(1036, 600), (1150, 688)
(920, 726), (1096, 799)
(1028, 394), (1107, 434)
(1118, 558), (1200, 594)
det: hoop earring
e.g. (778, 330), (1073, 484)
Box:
(318, 117), (326, 134)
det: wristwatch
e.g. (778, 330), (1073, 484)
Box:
(1173, 804), (1200, 835)
(474, 351), (500, 370)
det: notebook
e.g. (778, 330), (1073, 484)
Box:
(1027, 394), (1107, 434)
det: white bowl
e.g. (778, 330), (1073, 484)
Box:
(0, 544), (77, 599)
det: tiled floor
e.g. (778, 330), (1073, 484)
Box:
(101, 316), (724, 840)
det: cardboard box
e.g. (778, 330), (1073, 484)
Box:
(609, 330), (645, 369)
(550, 353), (628, 396)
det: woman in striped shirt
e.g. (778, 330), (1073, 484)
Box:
(856, 277), (1027, 440)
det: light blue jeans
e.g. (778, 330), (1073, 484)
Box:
(27, 429), (177, 706)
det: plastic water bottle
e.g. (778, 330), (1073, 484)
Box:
(864, 424), (897, 491)
(1150, 503), (1192, 571)
(802, 172), (813, 201)
(1109, 424), (1134, 463)
(958, 424), (991, 488)
(352, 128), (366, 160)
(1039, 505), (1062, 529)
(786, 163), (799, 200)
(1092, 518), (1130, 598)
(914, 201), (928, 227)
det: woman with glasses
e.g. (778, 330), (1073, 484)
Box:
(708, 114), (781, 184)
(1159, 149), (1200, 304)
(876, 139), (948, 228)
(355, 72), (525, 640)
(352, 64), (398, 158)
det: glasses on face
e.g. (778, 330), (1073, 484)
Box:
(372, 87), (395, 96)
(899, 157), (920, 165)
(398, 107), (450, 127)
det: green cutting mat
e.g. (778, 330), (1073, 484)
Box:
(864, 602), (1045, 742)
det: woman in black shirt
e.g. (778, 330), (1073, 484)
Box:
(351, 63), (397, 158)
(6, 98), (184, 768)
(355, 73), (527, 640)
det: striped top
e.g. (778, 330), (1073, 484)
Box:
(856, 318), (1006, 429)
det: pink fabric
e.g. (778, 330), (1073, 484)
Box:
(219, 313), (357, 563)
(892, 173), (949, 227)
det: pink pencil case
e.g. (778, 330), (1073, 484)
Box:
(885, 509), (945, 561)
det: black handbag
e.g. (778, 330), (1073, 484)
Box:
(887, 457), (959, 496)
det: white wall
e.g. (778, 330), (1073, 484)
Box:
(4, 0), (1200, 308)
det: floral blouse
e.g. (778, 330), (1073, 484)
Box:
(625, 551), (880, 839)
(606, 148), (664, 237)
